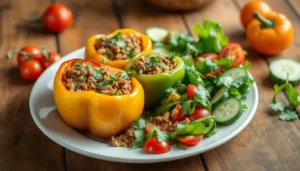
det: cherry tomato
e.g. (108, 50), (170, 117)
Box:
(178, 134), (203, 146)
(187, 84), (197, 99)
(143, 137), (171, 154)
(145, 122), (157, 134)
(195, 53), (223, 78)
(17, 45), (41, 65)
(43, 52), (61, 68)
(189, 107), (211, 121)
(172, 104), (186, 122)
(19, 60), (43, 81)
(42, 4), (73, 32)
(219, 43), (245, 67)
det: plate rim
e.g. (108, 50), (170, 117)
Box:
(29, 47), (259, 163)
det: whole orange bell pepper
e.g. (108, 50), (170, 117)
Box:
(240, 0), (272, 29)
(53, 59), (144, 137)
(84, 28), (152, 69)
(246, 12), (293, 55)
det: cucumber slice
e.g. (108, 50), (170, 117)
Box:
(145, 27), (168, 42)
(212, 98), (241, 125)
(269, 58), (300, 85)
(210, 87), (229, 105)
(217, 67), (248, 86)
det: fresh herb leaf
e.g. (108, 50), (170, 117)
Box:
(102, 57), (107, 64)
(132, 129), (146, 148)
(169, 122), (206, 139)
(229, 87), (241, 96)
(146, 129), (168, 142)
(217, 76), (233, 87)
(133, 118), (146, 129)
(168, 53), (176, 60)
(181, 100), (195, 115)
(128, 69), (137, 76)
(270, 101), (286, 112)
(214, 58), (231, 69)
(196, 59), (218, 74)
(127, 51), (136, 59)
(243, 60), (251, 70)
(120, 71), (129, 79)
(279, 109), (298, 121)
(147, 56), (161, 66)
(92, 69), (102, 80)
(242, 104), (248, 110)
(285, 84), (300, 107)
(186, 70), (204, 86)
(74, 61), (81, 68)
(97, 76), (116, 88)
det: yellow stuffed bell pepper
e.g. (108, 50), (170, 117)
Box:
(84, 28), (152, 69)
(53, 59), (144, 137)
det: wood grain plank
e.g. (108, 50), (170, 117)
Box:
(183, 0), (300, 170)
(0, 0), (65, 170)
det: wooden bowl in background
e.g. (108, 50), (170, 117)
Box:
(146, 0), (214, 11)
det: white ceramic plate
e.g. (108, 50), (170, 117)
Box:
(29, 47), (258, 163)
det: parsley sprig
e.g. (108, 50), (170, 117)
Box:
(106, 32), (126, 49)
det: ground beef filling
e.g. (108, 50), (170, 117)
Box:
(112, 108), (191, 147)
(130, 53), (177, 75)
(62, 61), (132, 96)
(94, 32), (142, 61)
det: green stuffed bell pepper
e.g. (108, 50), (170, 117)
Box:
(125, 53), (185, 109)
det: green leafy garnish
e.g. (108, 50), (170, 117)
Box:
(120, 71), (129, 79)
(169, 122), (206, 139)
(196, 59), (218, 74)
(106, 32), (126, 48)
(127, 51), (136, 59)
(128, 69), (137, 76)
(146, 128), (168, 142)
(98, 76), (117, 88)
(214, 58), (231, 69)
(92, 69), (102, 80)
(147, 56), (161, 66)
(74, 61), (81, 68)
(181, 100), (195, 115)
(168, 53), (176, 60)
(132, 118), (146, 148)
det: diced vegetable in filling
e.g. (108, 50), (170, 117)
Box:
(62, 61), (132, 96)
(94, 32), (142, 61)
(130, 53), (177, 75)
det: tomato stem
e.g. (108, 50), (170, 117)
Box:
(5, 50), (29, 60)
(253, 11), (275, 29)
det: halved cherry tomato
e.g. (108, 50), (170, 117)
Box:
(19, 60), (43, 81)
(171, 104), (186, 122)
(195, 53), (223, 78)
(43, 52), (61, 68)
(189, 107), (211, 121)
(178, 134), (203, 146)
(42, 4), (73, 32)
(143, 137), (171, 154)
(145, 122), (157, 134)
(17, 45), (41, 65)
(187, 84), (197, 99)
(219, 43), (245, 67)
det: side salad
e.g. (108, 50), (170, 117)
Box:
(112, 20), (255, 154)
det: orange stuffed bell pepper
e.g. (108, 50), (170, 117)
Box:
(246, 11), (293, 55)
(84, 28), (152, 69)
(53, 59), (144, 137)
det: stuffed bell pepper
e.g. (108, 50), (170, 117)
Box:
(125, 53), (185, 109)
(53, 59), (144, 137)
(84, 28), (152, 69)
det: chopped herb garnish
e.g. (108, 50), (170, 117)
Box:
(168, 53), (176, 60)
(97, 76), (117, 88)
(92, 69), (102, 80)
(147, 56), (161, 66)
(159, 63), (166, 68)
(127, 51), (136, 59)
(106, 32), (126, 48)
(102, 57), (107, 64)
(120, 71), (129, 79)
(114, 91), (119, 96)
(79, 75), (84, 81)
(74, 61), (81, 68)
(128, 70), (137, 76)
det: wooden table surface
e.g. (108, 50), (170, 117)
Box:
(1, 0), (300, 170)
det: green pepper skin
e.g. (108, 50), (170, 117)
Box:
(125, 53), (185, 109)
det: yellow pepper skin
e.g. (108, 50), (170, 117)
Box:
(84, 28), (152, 69)
(53, 59), (144, 137)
